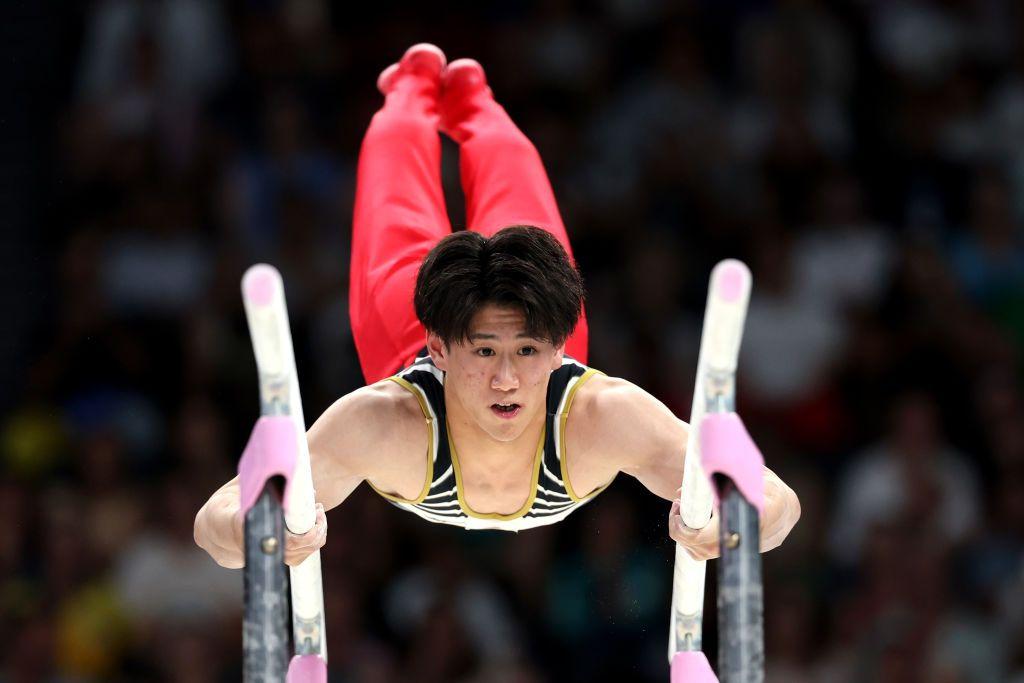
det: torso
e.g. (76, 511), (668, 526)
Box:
(366, 355), (617, 531)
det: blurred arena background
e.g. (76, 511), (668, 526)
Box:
(3, 1), (1024, 681)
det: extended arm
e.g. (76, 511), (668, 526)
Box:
(585, 377), (800, 559)
(194, 383), (405, 568)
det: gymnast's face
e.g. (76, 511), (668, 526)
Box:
(428, 304), (564, 443)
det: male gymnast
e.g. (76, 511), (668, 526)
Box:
(195, 44), (800, 568)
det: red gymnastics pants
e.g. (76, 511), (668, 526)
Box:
(349, 73), (589, 384)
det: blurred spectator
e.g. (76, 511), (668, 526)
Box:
(221, 90), (344, 266)
(793, 171), (896, 313)
(740, 220), (849, 449)
(77, 0), (230, 102)
(113, 476), (240, 630)
(544, 491), (666, 682)
(76, 0), (231, 174)
(950, 171), (1024, 301)
(100, 186), (214, 317)
(868, 0), (965, 86)
(829, 392), (982, 566)
(732, 4), (852, 168)
(385, 534), (528, 675)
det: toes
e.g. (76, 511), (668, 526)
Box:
(442, 58), (487, 92)
(376, 63), (400, 95)
(377, 44), (447, 95)
(401, 43), (447, 78)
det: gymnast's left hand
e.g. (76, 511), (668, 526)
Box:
(668, 470), (802, 558)
(668, 499), (722, 560)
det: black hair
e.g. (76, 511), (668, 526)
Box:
(414, 225), (584, 347)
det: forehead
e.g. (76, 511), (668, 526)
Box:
(468, 304), (528, 336)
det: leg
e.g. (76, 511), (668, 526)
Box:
(350, 45), (449, 384)
(440, 60), (589, 362)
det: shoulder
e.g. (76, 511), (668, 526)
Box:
(308, 380), (427, 474)
(569, 373), (687, 462)
(571, 373), (655, 423)
(363, 379), (430, 425)
(316, 380), (421, 431)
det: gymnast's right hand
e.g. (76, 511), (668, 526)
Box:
(284, 502), (328, 566)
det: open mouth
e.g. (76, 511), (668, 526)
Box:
(490, 402), (522, 419)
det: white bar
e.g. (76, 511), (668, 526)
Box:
(242, 264), (327, 660)
(669, 259), (752, 661)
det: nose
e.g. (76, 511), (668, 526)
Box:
(491, 356), (519, 392)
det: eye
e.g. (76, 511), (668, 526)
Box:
(518, 346), (537, 356)
(475, 347), (495, 357)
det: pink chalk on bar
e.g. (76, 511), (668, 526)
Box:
(287, 654), (327, 683)
(238, 416), (297, 514)
(699, 412), (766, 515)
(243, 264), (278, 307)
(714, 259), (749, 303)
(671, 651), (718, 683)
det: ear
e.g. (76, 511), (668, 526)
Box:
(550, 343), (565, 371)
(427, 333), (449, 371)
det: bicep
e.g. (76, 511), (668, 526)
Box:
(306, 390), (381, 511)
(630, 454), (686, 501)
(308, 445), (363, 511)
(596, 380), (688, 501)
(626, 420), (688, 501)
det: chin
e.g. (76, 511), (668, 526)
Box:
(481, 416), (526, 443)
(485, 424), (522, 443)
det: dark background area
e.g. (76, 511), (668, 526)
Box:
(3, 0), (1024, 681)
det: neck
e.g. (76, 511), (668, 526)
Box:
(444, 385), (544, 469)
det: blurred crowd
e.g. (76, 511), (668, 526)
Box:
(3, 0), (1024, 681)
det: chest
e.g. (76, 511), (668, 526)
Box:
(449, 402), (615, 515)
(455, 448), (540, 516)
(375, 360), (616, 529)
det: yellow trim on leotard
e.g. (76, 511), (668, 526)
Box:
(366, 376), (433, 505)
(559, 368), (615, 502)
(448, 422), (546, 521)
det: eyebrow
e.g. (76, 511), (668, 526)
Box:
(468, 333), (534, 341)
